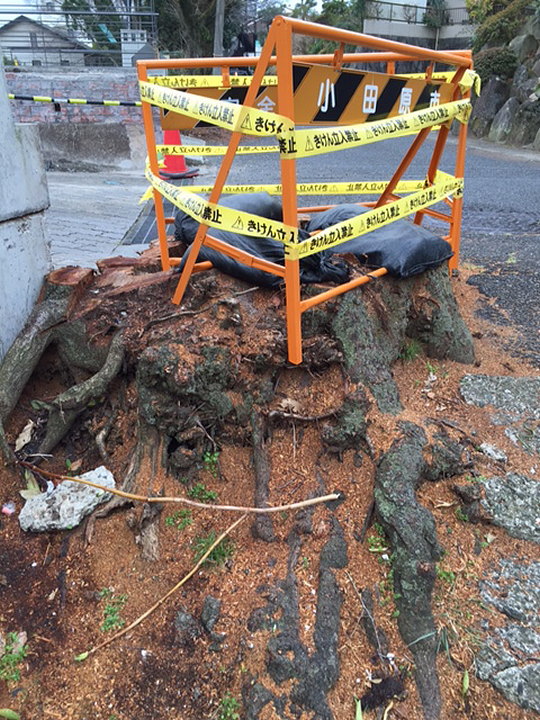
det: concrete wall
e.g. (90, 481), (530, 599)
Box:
(0, 62), (51, 361)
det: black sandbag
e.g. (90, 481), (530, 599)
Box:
(306, 204), (453, 278)
(175, 192), (349, 288)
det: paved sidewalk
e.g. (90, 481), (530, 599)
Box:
(45, 169), (152, 268)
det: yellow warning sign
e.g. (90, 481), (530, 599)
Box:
(156, 64), (460, 130)
(290, 63), (455, 126)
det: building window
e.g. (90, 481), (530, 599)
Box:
(30, 31), (38, 48)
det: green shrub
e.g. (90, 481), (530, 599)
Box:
(473, 0), (530, 52)
(473, 46), (518, 84)
(217, 692), (241, 720)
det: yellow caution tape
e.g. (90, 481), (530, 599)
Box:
(288, 171), (464, 260)
(147, 69), (480, 96)
(155, 144), (278, 156)
(148, 75), (278, 88)
(402, 69), (481, 95)
(8, 93), (141, 106)
(139, 80), (293, 136)
(279, 99), (471, 158)
(139, 186), (154, 204)
(145, 168), (298, 245)
(139, 178), (427, 204)
(186, 180), (428, 195)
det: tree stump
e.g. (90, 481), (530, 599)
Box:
(0, 252), (475, 720)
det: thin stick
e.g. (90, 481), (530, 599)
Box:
(75, 513), (247, 660)
(265, 408), (339, 422)
(145, 286), (258, 329)
(20, 461), (340, 514)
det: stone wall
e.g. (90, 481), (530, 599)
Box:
(6, 67), (141, 125)
(5, 67), (149, 169)
(470, 19), (540, 150)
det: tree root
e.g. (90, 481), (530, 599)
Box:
(0, 420), (16, 467)
(0, 287), (72, 427)
(38, 332), (125, 455)
(374, 422), (443, 720)
(250, 412), (276, 542)
(84, 421), (159, 545)
(94, 411), (118, 464)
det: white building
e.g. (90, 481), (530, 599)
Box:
(0, 15), (90, 66)
(363, 0), (473, 48)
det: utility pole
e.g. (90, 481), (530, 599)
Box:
(213, 0), (224, 74)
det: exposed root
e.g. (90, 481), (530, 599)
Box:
(38, 332), (125, 455)
(21, 461), (340, 515)
(250, 412), (276, 542)
(94, 411), (117, 464)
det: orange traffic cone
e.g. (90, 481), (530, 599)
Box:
(160, 129), (199, 180)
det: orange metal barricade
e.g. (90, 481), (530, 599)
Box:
(137, 16), (473, 365)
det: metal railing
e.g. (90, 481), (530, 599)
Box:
(0, 4), (158, 67)
(364, 1), (471, 25)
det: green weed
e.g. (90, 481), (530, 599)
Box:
(367, 522), (388, 554)
(455, 507), (469, 523)
(217, 692), (240, 720)
(0, 633), (27, 684)
(98, 588), (128, 632)
(464, 474), (486, 483)
(203, 450), (220, 478)
(165, 509), (192, 531)
(188, 483), (218, 503)
(436, 565), (456, 586)
(399, 339), (423, 362)
(194, 532), (234, 567)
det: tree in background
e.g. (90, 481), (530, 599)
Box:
(153, 0), (373, 59)
(422, 0), (449, 49)
(62, 0), (154, 64)
(293, 0), (366, 53)
(155, 0), (247, 57)
(471, 0), (531, 52)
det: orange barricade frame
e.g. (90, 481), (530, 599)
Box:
(137, 16), (474, 364)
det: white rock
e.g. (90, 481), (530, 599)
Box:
(479, 443), (508, 463)
(19, 466), (115, 532)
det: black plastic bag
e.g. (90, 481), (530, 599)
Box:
(307, 204), (453, 278)
(175, 193), (349, 288)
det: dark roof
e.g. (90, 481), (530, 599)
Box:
(0, 14), (90, 49)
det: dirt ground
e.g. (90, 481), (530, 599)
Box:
(0, 263), (538, 720)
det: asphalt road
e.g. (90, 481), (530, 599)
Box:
(223, 133), (540, 365)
